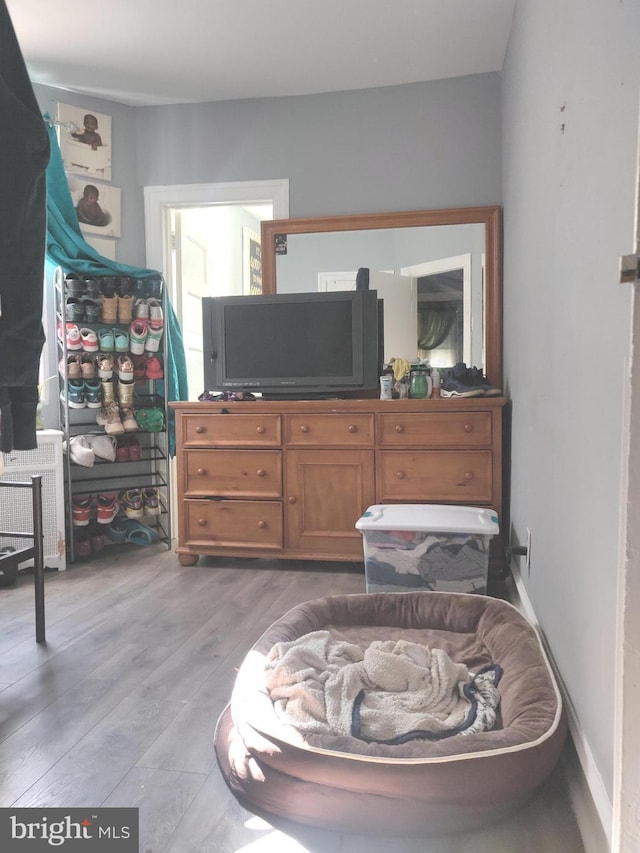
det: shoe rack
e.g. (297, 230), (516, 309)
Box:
(53, 266), (172, 563)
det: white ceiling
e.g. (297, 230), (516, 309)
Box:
(7, 0), (515, 107)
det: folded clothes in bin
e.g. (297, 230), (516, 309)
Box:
(356, 505), (499, 595)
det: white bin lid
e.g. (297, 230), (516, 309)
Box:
(355, 504), (499, 535)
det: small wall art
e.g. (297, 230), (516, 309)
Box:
(84, 235), (117, 261)
(67, 176), (121, 238)
(243, 227), (262, 294)
(57, 102), (112, 182)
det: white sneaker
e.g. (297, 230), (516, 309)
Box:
(64, 435), (95, 467)
(87, 434), (117, 462)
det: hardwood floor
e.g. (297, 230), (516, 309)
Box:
(0, 545), (585, 852)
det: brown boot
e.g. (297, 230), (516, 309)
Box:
(117, 294), (133, 323)
(101, 294), (118, 323)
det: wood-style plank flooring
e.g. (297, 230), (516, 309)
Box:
(0, 545), (585, 852)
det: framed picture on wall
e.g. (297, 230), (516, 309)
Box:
(84, 235), (117, 261)
(67, 176), (121, 238)
(243, 227), (262, 295)
(57, 102), (112, 182)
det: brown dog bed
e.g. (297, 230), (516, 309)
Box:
(214, 592), (567, 835)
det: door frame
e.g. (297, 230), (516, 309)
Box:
(143, 179), (290, 294)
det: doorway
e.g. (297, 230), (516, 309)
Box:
(144, 179), (289, 399)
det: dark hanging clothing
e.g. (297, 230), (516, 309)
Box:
(0, 0), (50, 451)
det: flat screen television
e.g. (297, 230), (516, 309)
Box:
(202, 290), (383, 399)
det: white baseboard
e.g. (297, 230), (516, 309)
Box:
(508, 562), (612, 851)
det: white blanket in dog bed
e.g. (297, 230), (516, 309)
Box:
(264, 630), (501, 744)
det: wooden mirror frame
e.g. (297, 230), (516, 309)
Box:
(261, 205), (502, 389)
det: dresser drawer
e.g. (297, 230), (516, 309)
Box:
(377, 412), (492, 447)
(181, 413), (281, 447)
(284, 413), (375, 447)
(377, 450), (493, 503)
(184, 499), (282, 549)
(184, 450), (282, 498)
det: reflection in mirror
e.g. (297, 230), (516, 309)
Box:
(261, 208), (502, 386)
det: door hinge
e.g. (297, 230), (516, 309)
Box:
(619, 253), (640, 284)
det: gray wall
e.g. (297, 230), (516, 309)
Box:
(502, 0), (640, 805)
(134, 74), (502, 217)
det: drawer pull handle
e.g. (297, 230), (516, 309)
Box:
(394, 424), (405, 433)
(256, 469), (266, 477)
(195, 426), (205, 434)
(197, 468), (207, 476)
(347, 424), (357, 433)
(257, 520), (267, 529)
(288, 496), (297, 504)
(396, 470), (406, 480)
(197, 518), (207, 527)
(464, 423), (473, 433)
(256, 426), (265, 434)
(464, 471), (474, 480)
(300, 424), (309, 433)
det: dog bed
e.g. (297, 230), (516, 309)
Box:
(214, 592), (567, 835)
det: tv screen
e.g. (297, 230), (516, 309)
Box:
(203, 291), (382, 399)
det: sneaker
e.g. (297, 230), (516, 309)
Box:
(71, 495), (92, 527)
(142, 487), (161, 516)
(84, 379), (103, 408)
(116, 354), (134, 382)
(65, 297), (84, 322)
(133, 298), (149, 319)
(145, 355), (164, 379)
(87, 433), (117, 462)
(90, 530), (105, 554)
(58, 322), (82, 350)
(61, 378), (86, 408)
(65, 273), (85, 296)
(96, 401), (125, 435)
(144, 325), (163, 353)
(147, 298), (163, 329)
(98, 328), (115, 352)
(132, 355), (147, 381)
(120, 406), (139, 432)
(116, 437), (129, 462)
(99, 276), (117, 298)
(80, 353), (96, 379)
(113, 328), (129, 353)
(74, 532), (92, 558)
(81, 297), (101, 323)
(440, 363), (486, 398)
(80, 328), (99, 352)
(129, 319), (148, 354)
(127, 434), (142, 461)
(120, 488), (144, 519)
(59, 353), (82, 380)
(96, 492), (119, 524)
(65, 435), (94, 467)
(467, 367), (502, 397)
(96, 352), (114, 379)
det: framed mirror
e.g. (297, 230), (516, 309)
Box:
(261, 206), (502, 388)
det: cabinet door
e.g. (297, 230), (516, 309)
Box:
(284, 449), (375, 557)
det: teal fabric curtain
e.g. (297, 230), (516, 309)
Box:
(44, 114), (188, 454)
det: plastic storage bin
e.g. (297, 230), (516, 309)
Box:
(355, 504), (499, 594)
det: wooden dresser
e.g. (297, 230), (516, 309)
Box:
(171, 397), (507, 567)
